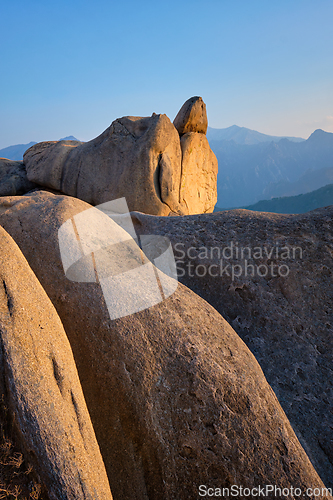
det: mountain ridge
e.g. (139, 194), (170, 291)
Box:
(0, 142), (37, 161)
(243, 182), (333, 214)
(207, 124), (305, 145)
(213, 182), (333, 214)
(211, 128), (333, 207)
(0, 125), (307, 161)
(2, 129), (333, 210)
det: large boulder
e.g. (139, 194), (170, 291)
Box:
(0, 158), (37, 196)
(174, 96), (218, 213)
(23, 98), (218, 215)
(173, 96), (208, 135)
(0, 225), (112, 499)
(132, 207), (333, 489)
(0, 191), (330, 499)
(24, 115), (183, 215)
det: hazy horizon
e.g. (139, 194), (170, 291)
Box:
(0, 123), (323, 151)
(1, 0), (332, 150)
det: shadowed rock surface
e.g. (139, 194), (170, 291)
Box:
(0, 225), (112, 499)
(0, 158), (38, 196)
(0, 191), (330, 499)
(132, 207), (333, 488)
(23, 98), (217, 215)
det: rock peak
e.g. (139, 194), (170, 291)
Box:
(173, 96), (208, 135)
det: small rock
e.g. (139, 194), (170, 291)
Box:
(173, 96), (208, 135)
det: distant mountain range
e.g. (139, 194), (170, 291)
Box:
(241, 183), (333, 214)
(208, 127), (333, 207)
(207, 125), (304, 145)
(2, 127), (333, 211)
(214, 182), (333, 214)
(0, 142), (37, 162)
(59, 136), (79, 142)
(0, 137), (79, 161)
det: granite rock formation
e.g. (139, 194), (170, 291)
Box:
(0, 158), (37, 196)
(0, 225), (112, 500)
(0, 191), (330, 499)
(173, 96), (217, 214)
(173, 96), (208, 135)
(179, 132), (218, 214)
(132, 207), (333, 489)
(23, 98), (217, 215)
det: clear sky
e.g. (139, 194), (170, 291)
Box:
(1, 0), (332, 149)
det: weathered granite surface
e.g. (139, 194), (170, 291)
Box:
(0, 192), (329, 499)
(23, 97), (217, 215)
(0, 158), (37, 196)
(0, 224), (112, 500)
(132, 207), (333, 488)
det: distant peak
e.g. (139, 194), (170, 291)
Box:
(59, 135), (79, 141)
(207, 126), (305, 145)
(307, 129), (333, 143)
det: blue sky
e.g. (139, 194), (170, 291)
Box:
(1, 0), (332, 148)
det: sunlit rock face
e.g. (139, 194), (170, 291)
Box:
(173, 95), (208, 135)
(0, 191), (330, 500)
(23, 97), (218, 215)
